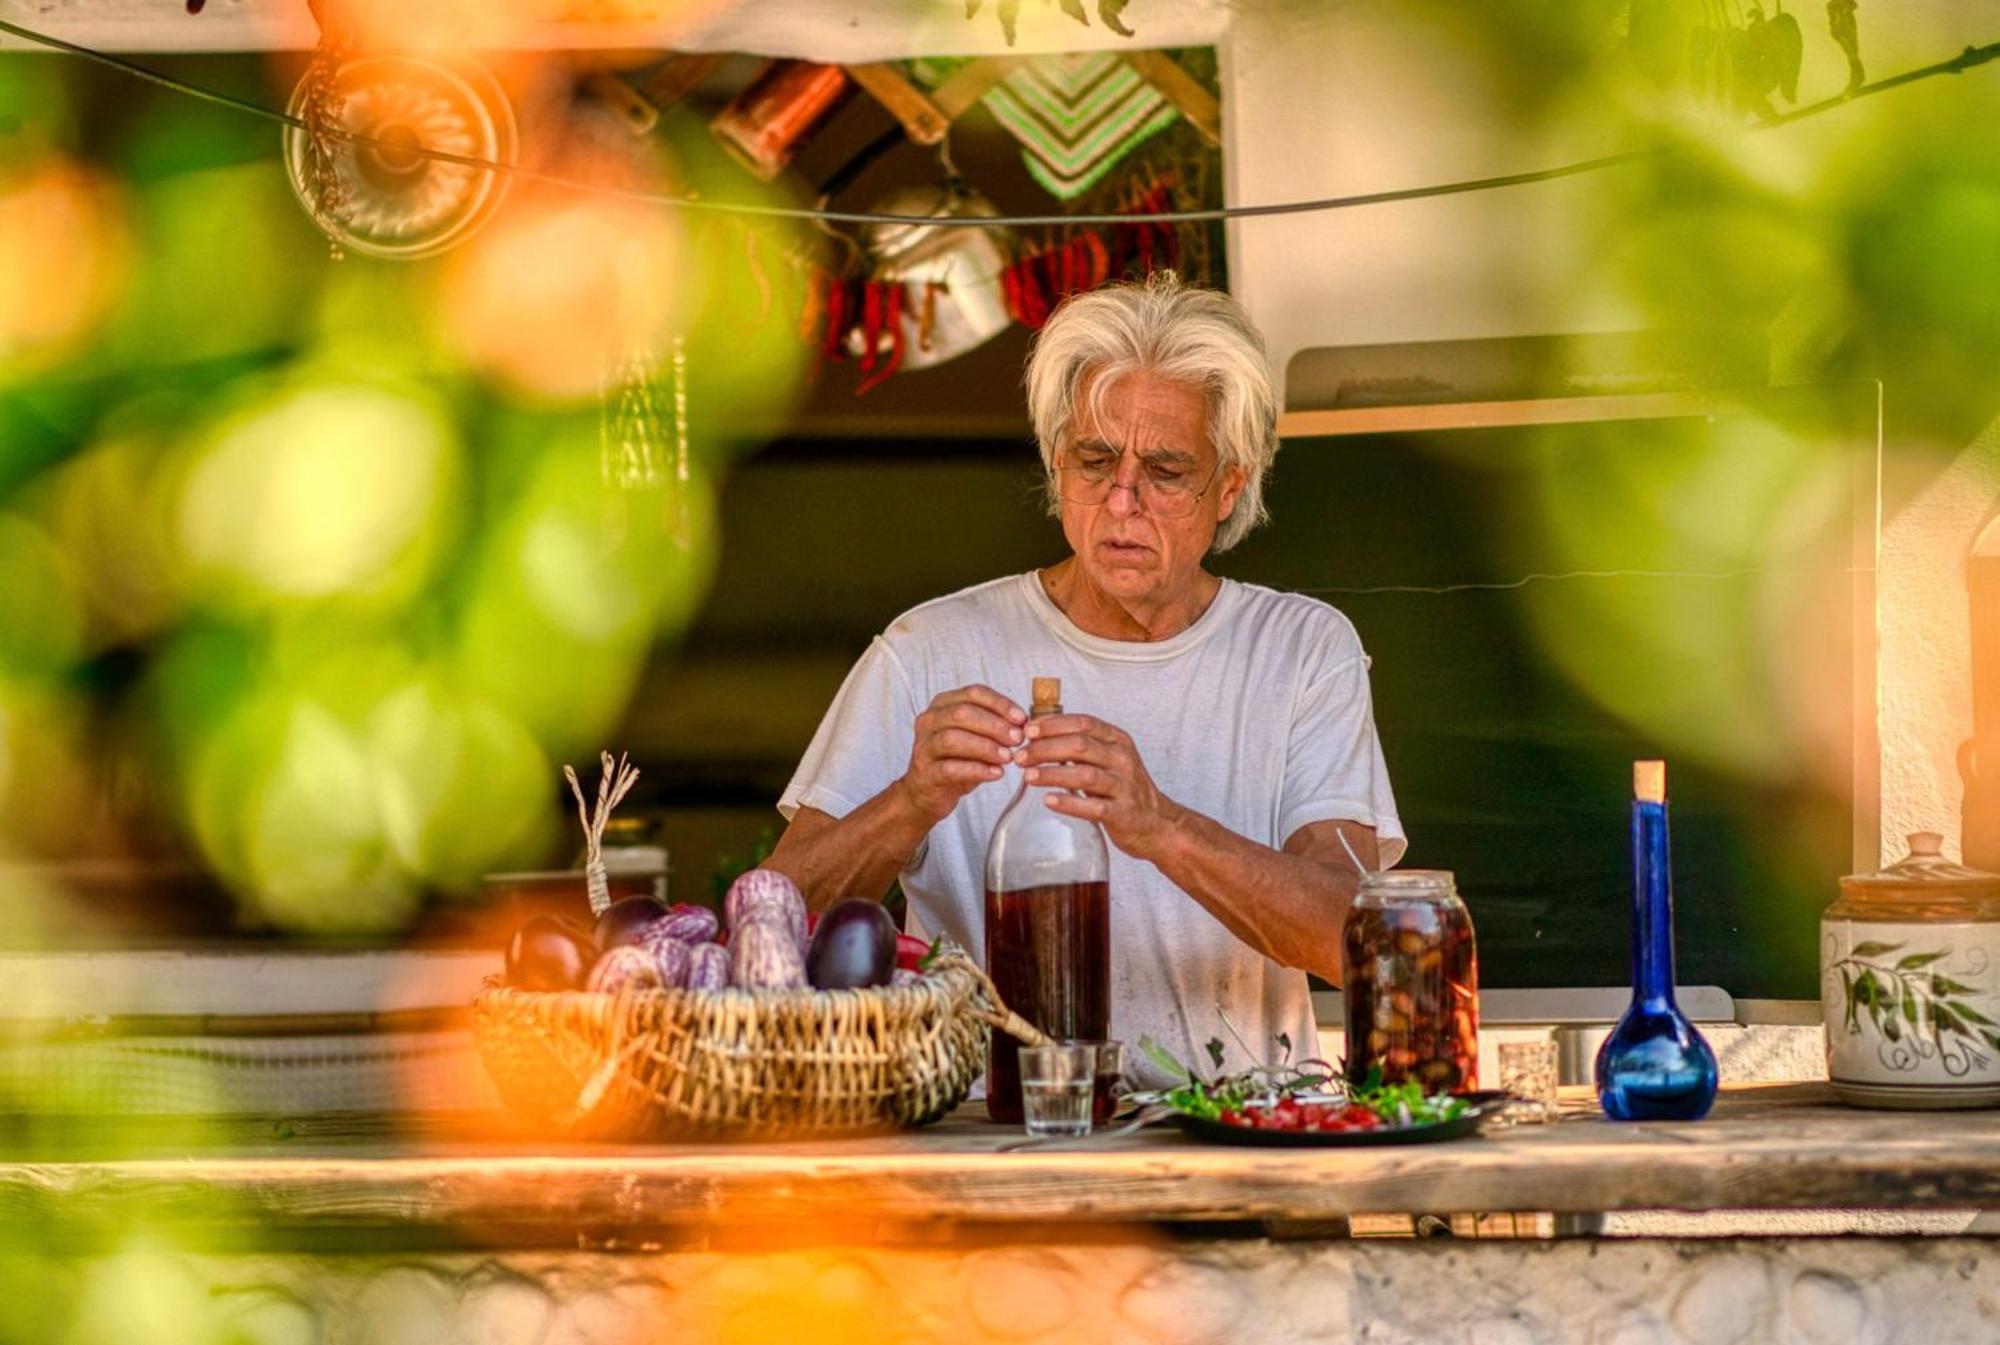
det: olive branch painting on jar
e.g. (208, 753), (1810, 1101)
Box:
(1826, 938), (2000, 1077)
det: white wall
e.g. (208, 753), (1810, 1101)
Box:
(1220, 0), (2000, 864)
(1221, 0), (1998, 401)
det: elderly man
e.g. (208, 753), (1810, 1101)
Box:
(766, 273), (1404, 1080)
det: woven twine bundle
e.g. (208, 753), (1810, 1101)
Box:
(472, 947), (1046, 1139)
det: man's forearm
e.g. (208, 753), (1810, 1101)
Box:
(1147, 810), (1362, 983)
(763, 784), (936, 912)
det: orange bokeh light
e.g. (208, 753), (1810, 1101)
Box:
(441, 187), (681, 400)
(0, 157), (128, 374)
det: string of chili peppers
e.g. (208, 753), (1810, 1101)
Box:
(793, 174), (1187, 393)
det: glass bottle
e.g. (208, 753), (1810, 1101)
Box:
(1595, 760), (1719, 1121)
(1341, 870), (1479, 1091)
(984, 677), (1112, 1125)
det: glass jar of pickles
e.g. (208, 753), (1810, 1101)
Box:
(1341, 870), (1480, 1091)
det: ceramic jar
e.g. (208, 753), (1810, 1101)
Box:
(1822, 832), (2000, 1109)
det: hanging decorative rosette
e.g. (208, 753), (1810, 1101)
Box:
(283, 54), (517, 260)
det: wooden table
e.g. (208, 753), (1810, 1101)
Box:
(1, 1084), (1995, 1237)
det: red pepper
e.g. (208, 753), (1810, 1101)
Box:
(821, 276), (850, 363)
(1082, 231), (1110, 290)
(856, 284), (905, 395)
(1001, 258), (1024, 325)
(857, 280), (883, 376)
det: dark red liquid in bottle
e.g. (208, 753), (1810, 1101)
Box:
(985, 879), (1111, 1124)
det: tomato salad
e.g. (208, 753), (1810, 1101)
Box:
(1139, 1035), (1472, 1134)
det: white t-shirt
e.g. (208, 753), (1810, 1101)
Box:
(778, 572), (1405, 1085)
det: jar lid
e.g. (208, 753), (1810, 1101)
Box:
(1845, 832), (2000, 892)
(1359, 869), (1457, 900)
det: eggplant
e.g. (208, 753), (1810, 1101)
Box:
(725, 868), (807, 950)
(593, 895), (668, 952)
(686, 941), (730, 991)
(805, 898), (897, 990)
(586, 944), (665, 995)
(506, 915), (593, 991)
(657, 903), (719, 945)
(651, 935), (692, 988)
(732, 917), (808, 990)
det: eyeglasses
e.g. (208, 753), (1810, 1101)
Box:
(1055, 446), (1223, 519)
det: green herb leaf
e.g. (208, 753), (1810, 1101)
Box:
(1896, 951), (1948, 970)
(1138, 1035), (1194, 1084)
(1851, 941), (1904, 958)
(1901, 985), (1918, 1023)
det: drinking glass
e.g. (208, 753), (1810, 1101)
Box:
(1017, 1042), (1097, 1138)
(1497, 1037), (1560, 1125)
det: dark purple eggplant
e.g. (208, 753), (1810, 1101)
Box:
(805, 898), (897, 990)
(506, 915), (593, 991)
(593, 895), (668, 952)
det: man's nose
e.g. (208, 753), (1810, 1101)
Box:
(1104, 457), (1146, 514)
(1105, 475), (1144, 516)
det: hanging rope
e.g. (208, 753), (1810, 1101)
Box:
(562, 750), (642, 916)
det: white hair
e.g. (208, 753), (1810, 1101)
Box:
(1023, 272), (1278, 553)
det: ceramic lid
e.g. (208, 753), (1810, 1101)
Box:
(1843, 832), (2000, 893)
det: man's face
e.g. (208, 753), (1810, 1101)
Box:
(1056, 369), (1244, 608)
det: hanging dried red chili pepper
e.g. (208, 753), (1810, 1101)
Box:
(856, 280), (885, 377)
(1081, 230), (1110, 291)
(1001, 257), (1025, 326)
(855, 284), (907, 395)
(820, 275), (853, 363)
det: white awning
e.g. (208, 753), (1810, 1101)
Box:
(0, 0), (1231, 57)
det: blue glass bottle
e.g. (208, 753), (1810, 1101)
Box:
(1594, 760), (1719, 1121)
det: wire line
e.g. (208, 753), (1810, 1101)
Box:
(0, 16), (1995, 229)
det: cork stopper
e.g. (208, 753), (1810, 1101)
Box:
(1633, 759), (1666, 805)
(1030, 677), (1062, 716)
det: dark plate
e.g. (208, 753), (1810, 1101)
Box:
(1168, 1091), (1512, 1147)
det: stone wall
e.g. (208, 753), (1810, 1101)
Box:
(51, 1234), (2000, 1345)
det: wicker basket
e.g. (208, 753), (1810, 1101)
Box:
(471, 949), (1044, 1139)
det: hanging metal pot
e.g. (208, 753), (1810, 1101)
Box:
(846, 182), (1013, 373)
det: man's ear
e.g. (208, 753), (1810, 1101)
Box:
(1214, 464), (1247, 523)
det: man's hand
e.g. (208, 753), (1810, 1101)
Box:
(1016, 714), (1183, 860)
(896, 684), (1027, 826)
